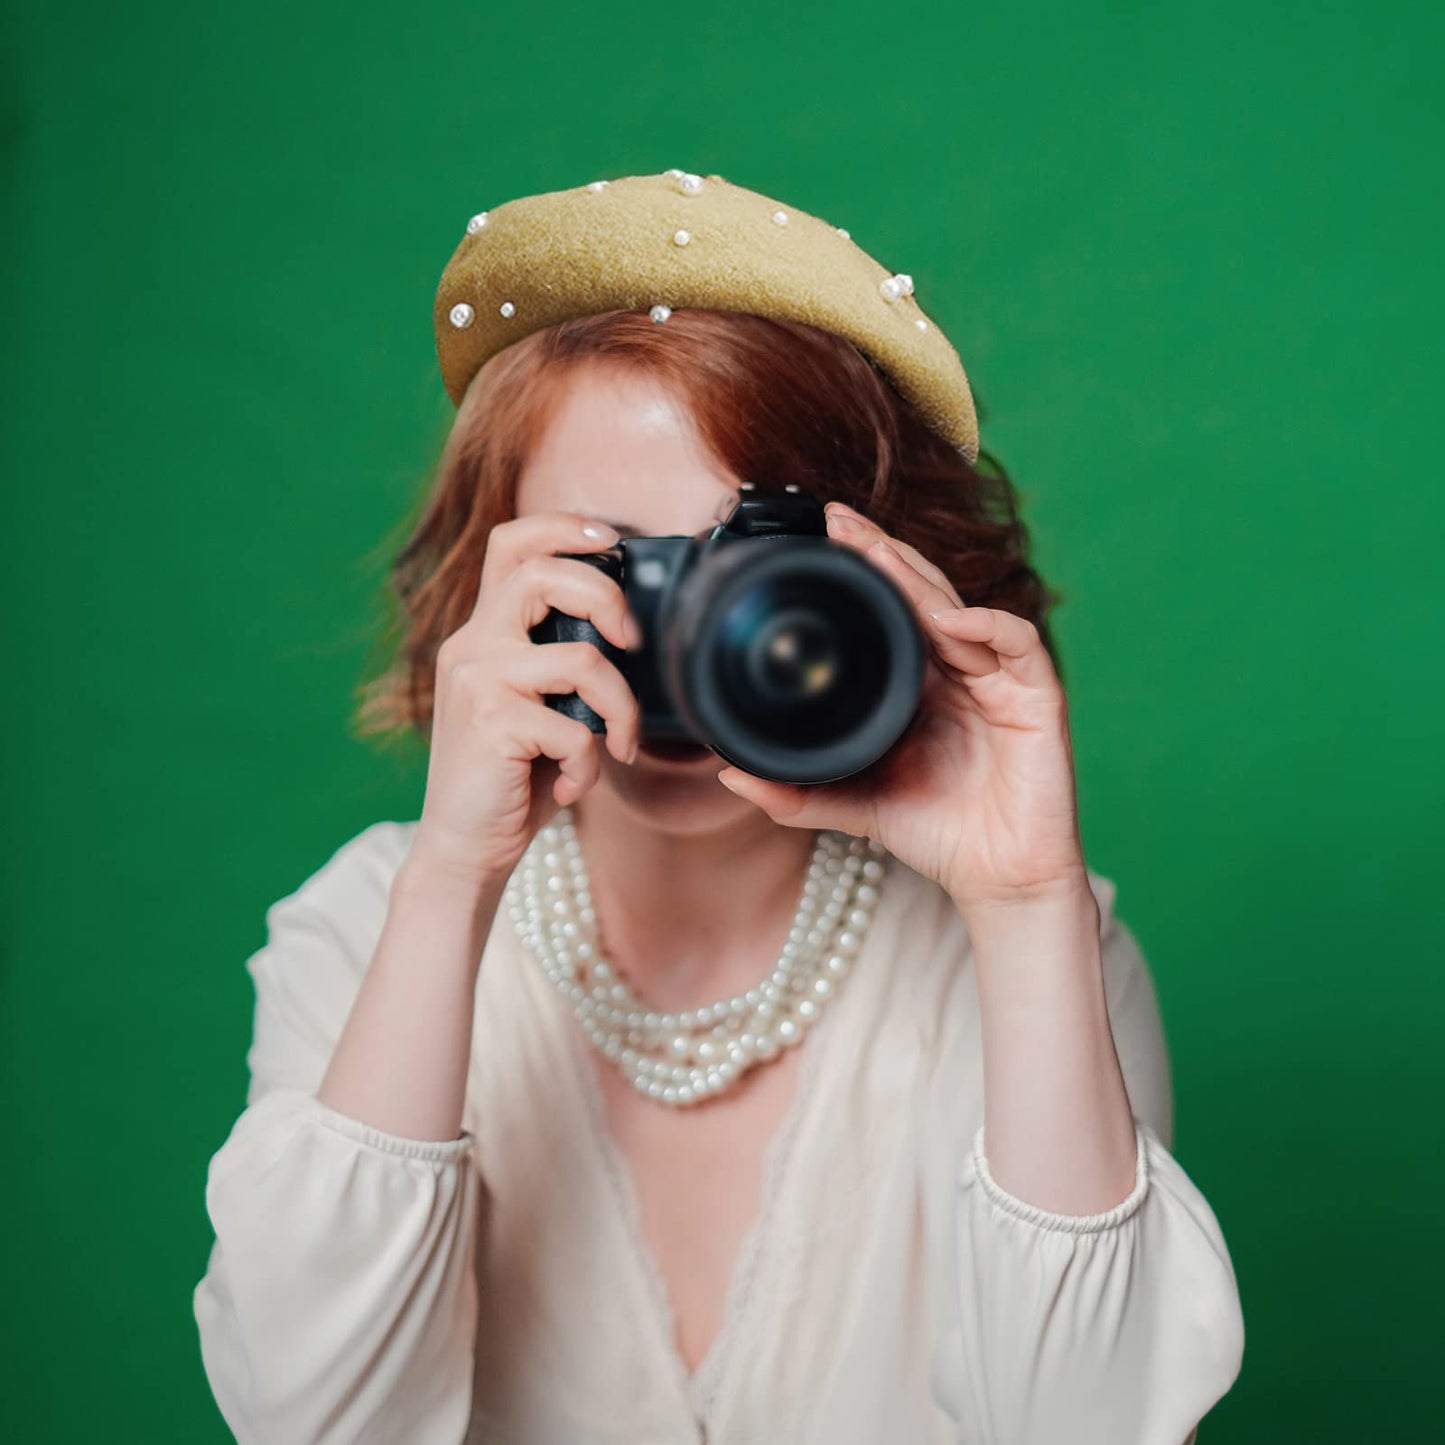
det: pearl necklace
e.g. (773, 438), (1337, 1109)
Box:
(503, 807), (890, 1107)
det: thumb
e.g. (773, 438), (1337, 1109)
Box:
(716, 766), (865, 835)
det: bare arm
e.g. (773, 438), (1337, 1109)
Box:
(958, 877), (1139, 1215)
(316, 852), (507, 1143)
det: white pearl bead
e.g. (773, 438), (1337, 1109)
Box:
(673, 229), (691, 246)
(836, 226), (850, 239)
(499, 301), (516, 318)
(587, 180), (609, 192)
(879, 277), (903, 302)
(679, 173), (703, 194)
(650, 305), (672, 323)
(466, 212), (488, 234)
(772, 210), (789, 226)
(896, 273), (914, 295)
(448, 302), (474, 328)
(505, 811), (886, 1109)
(915, 318), (929, 331)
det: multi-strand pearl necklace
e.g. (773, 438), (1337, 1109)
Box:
(503, 807), (890, 1107)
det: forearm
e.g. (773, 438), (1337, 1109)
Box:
(316, 854), (505, 1143)
(956, 877), (1139, 1215)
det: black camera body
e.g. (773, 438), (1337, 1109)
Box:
(528, 485), (926, 785)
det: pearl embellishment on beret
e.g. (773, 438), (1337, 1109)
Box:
(466, 212), (489, 234)
(449, 302), (475, 328)
(915, 318), (929, 331)
(772, 210), (789, 225)
(650, 304), (672, 323)
(879, 272), (915, 303)
(673, 229), (691, 247)
(678, 173), (703, 194)
(836, 227), (850, 239)
(499, 301), (516, 318)
(587, 180), (609, 193)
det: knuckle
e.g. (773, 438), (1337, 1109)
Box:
(566, 718), (598, 751)
(515, 553), (553, 587)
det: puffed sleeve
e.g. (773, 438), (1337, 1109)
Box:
(931, 876), (1245, 1445)
(192, 822), (485, 1445)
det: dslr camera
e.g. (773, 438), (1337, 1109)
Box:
(529, 485), (926, 785)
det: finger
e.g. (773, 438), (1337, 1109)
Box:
(835, 528), (991, 673)
(928, 606), (1057, 687)
(508, 640), (641, 762)
(825, 503), (962, 607)
(865, 540), (998, 674)
(509, 698), (604, 797)
(475, 512), (621, 618)
(861, 536), (961, 624)
(715, 766), (873, 838)
(499, 553), (639, 652)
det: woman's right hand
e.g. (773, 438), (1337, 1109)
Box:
(407, 511), (645, 887)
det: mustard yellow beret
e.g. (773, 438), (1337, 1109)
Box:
(432, 170), (980, 462)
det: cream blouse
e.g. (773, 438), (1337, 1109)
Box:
(193, 819), (1244, 1444)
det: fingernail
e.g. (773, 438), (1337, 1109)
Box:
(582, 523), (619, 542)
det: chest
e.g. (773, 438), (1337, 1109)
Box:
(591, 1039), (806, 1375)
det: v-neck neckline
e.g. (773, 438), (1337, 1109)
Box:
(549, 846), (903, 1431)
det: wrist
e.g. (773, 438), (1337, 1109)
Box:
(393, 849), (509, 918)
(947, 864), (1093, 921)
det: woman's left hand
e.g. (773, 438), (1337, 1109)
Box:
(715, 500), (1089, 910)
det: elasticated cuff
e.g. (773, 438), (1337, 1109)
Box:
(967, 1118), (1150, 1234)
(299, 1092), (477, 1163)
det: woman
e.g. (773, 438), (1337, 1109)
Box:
(193, 173), (1244, 1444)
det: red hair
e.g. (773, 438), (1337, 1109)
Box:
(352, 308), (1063, 742)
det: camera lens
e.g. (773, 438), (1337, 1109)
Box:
(667, 538), (925, 784)
(716, 578), (888, 744)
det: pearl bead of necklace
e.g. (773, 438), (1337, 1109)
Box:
(503, 808), (890, 1107)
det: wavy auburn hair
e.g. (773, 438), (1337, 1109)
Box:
(352, 308), (1064, 743)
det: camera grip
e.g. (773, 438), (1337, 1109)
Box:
(527, 550), (626, 734)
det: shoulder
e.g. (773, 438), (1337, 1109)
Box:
(238, 820), (420, 1098)
(252, 819), (420, 988)
(267, 819), (418, 921)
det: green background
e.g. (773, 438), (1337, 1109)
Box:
(3, 2), (1440, 1439)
